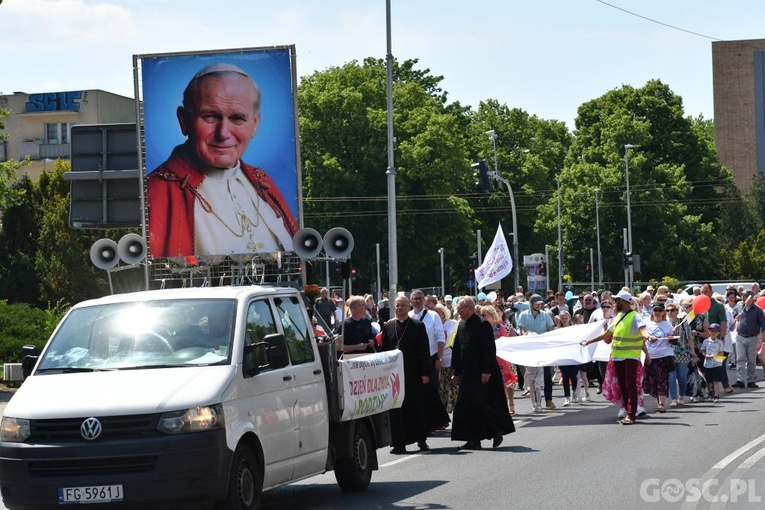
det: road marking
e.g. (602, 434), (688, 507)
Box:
(712, 434), (765, 469)
(735, 444), (765, 470)
(380, 452), (425, 468)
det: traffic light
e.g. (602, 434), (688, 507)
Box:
(468, 252), (478, 266)
(537, 262), (547, 276)
(471, 160), (493, 193)
(623, 251), (634, 268)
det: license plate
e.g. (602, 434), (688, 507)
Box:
(58, 485), (124, 504)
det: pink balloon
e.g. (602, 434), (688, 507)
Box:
(692, 295), (711, 314)
(756, 297), (765, 311)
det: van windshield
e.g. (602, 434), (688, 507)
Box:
(37, 299), (235, 371)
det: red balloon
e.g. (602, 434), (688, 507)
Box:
(756, 297), (765, 310)
(692, 294), (711, 314)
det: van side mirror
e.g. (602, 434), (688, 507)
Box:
(21, 344), (40, 379)
(243, 333), (290, 377)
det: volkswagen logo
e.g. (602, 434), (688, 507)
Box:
(80, 417), (102, 440)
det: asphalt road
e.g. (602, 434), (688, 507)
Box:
(2, 367), (765, 510)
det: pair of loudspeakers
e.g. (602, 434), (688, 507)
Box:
(89, 233), (147, 270)
(292, 227), (354, 260)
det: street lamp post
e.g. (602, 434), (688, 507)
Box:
(557, 178), (562, 292)
(438, 247), (445, 298)
(385, 0), (398, 298)
(624, 144), (639, 289)
(594, 188), (602, 288)
(486, 130), (520, 292)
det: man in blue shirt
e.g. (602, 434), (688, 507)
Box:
(517, 294), (556, 409)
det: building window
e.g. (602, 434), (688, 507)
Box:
(45, 123), (69, 144)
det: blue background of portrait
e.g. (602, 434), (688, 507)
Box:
(140, 47), (300, 220)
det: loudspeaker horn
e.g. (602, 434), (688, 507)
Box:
(323, 227), (354, 259)
(90, 238), (119, 270)
(117, 233), (147, 265)
(292, 228), (324, 259)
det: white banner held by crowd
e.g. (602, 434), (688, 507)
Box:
(475, 223), (513, 289)
(496, 321), (610, 367)
(339, 349), (405, 421)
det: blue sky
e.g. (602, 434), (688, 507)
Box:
(3, 0), (764, 130)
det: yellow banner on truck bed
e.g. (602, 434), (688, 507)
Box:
(339, 350), (405, 421)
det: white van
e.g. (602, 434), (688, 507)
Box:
(0, 286), (392, 509)
(682, 282), (756, 296)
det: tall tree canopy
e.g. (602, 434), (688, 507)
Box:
(536, 80), (737, 284)
(299, 58), (476, 291)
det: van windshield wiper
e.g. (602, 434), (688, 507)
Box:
(118, 364), (185, 370)
(36, 367), (112, 373)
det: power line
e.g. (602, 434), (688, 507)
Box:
(595, 0), (723, 42)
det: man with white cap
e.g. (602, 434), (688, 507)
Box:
(147, 63), (298, 257)
(583, 289), (653, 425)
(444, 294), (454, 315)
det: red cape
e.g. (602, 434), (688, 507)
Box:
(147, 145), (298, 258)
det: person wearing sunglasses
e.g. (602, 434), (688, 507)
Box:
(666, 303), (697, 407)
(642, 303), (675, 413)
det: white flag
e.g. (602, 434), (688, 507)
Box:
(475, 223), (513, 289)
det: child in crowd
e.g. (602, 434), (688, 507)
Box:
(701, 323), (726, 403)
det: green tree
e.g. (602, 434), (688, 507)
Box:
(539, 80), (729, 284)
(35, 160), (110, 304)
(0, 175), (42, 304)
(298, 58), (475, 293)
(467, 100), (571, 292)
(723, 229), (765, 281)
(0, 100), (26, 212)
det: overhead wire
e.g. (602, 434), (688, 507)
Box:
(594, 0), (722, 41)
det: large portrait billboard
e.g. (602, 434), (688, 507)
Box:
(135, 46), (301, 259)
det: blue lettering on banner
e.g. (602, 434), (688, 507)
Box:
(25, 91), (82, 112)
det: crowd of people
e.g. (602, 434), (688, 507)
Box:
(314, 281), (765, 447)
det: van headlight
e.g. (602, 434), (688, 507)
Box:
(1, 417), (31, 442)
(157, 405), (224, 434)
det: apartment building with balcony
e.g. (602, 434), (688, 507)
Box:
(0, 89), (135, 178)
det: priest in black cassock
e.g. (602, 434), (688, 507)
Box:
(451, 296), (515, 450)
(381, 295), (450, 454)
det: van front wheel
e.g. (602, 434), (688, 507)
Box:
(334, 421), (373, 492)
(219, 444), (262, 510)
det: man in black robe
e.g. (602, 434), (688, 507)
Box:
(381, 295), (449, 454)
(451, 296), (515, 450)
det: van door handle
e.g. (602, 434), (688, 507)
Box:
(283, 375), (293, 381)
(313, 369), (322, 375)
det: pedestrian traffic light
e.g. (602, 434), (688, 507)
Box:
(471, 160), (493, 193)
(468, 252), (478, 266)
(537, 262), (546, 276)
(623, 251), (634, 268)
